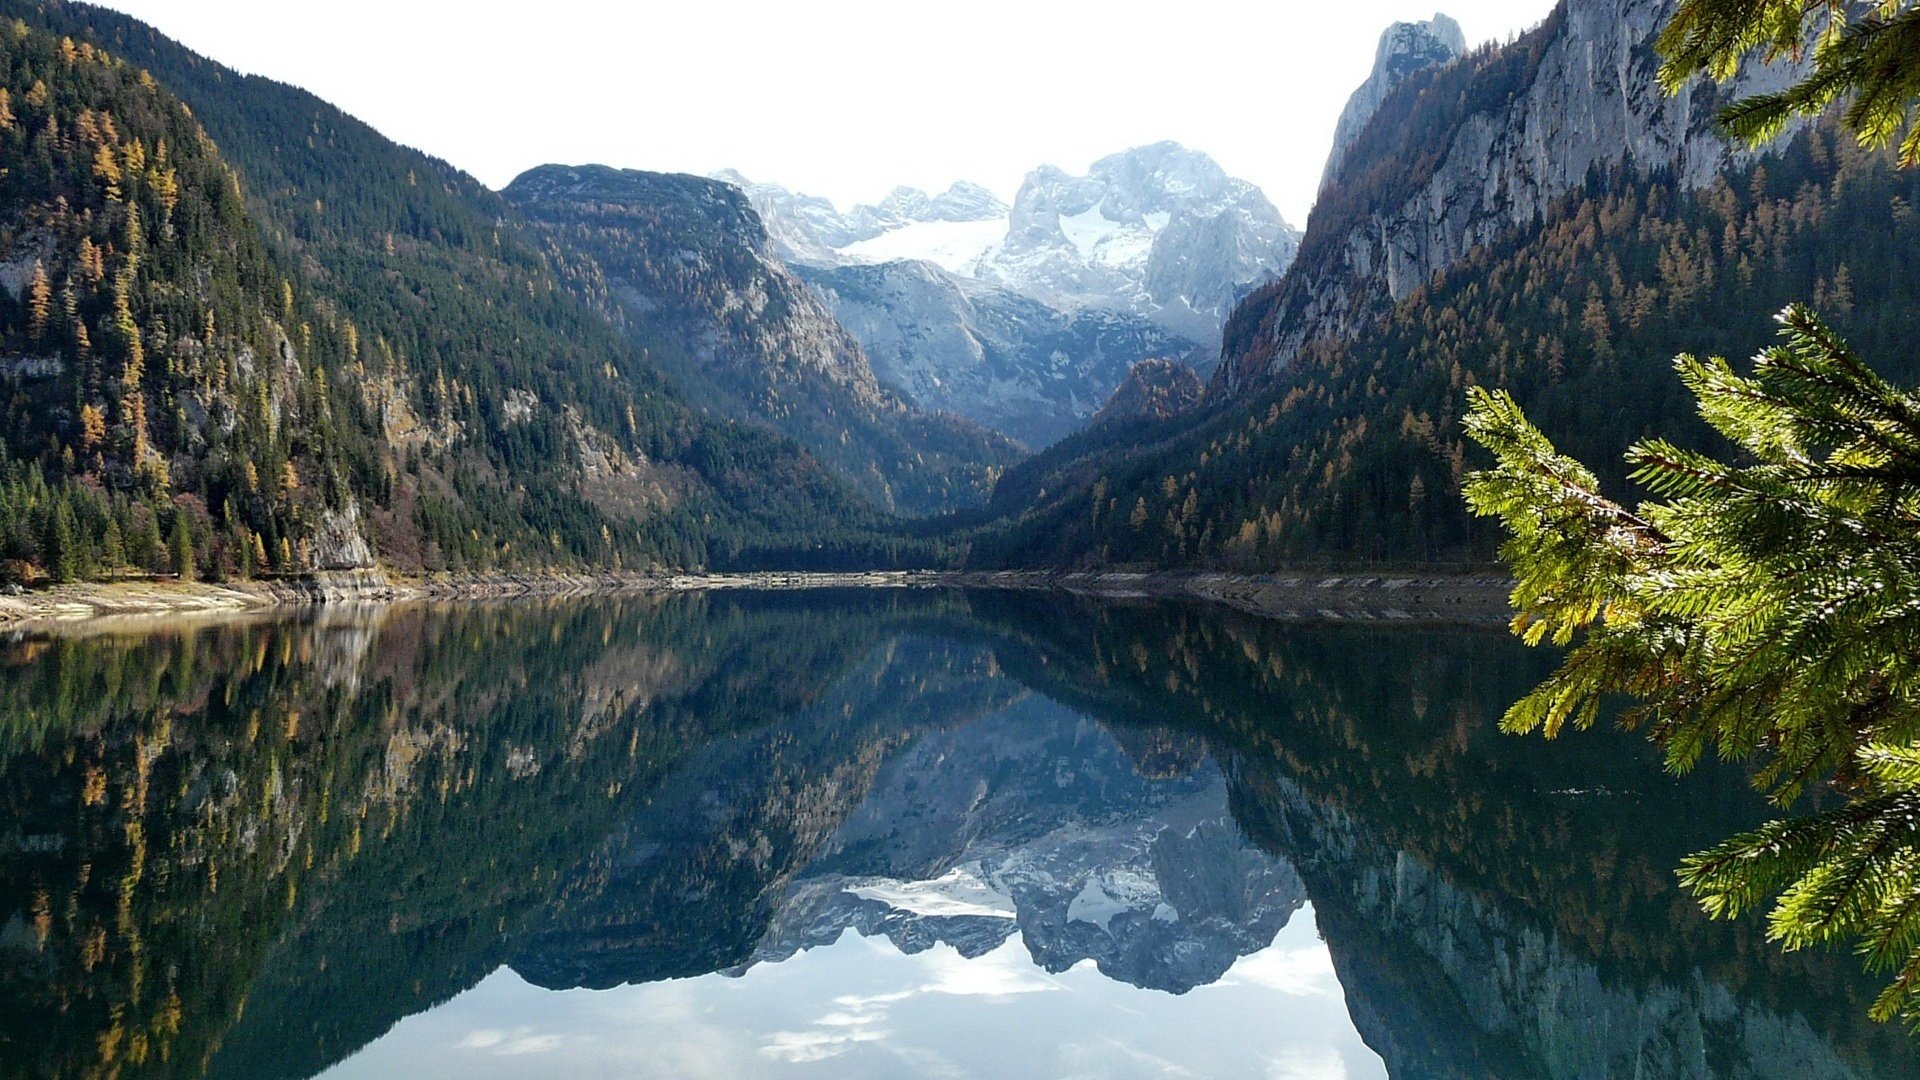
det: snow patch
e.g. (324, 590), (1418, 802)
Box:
(839, 218), (1008, 275)
(847, 866), (1016, 919)
(1065, 869), (1161, 930)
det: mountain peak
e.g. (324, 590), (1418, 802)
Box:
(1320, 13), (1467, 193)
(1379, 13), (1465, 68)
(979, 144), (1298, 337)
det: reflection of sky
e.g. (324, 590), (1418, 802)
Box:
(320, 903), (1382, 1079)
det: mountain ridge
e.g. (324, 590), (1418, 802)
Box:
(727, 142), (1301, 341)
(0, 0), (963, 575)
(504, 162), (1019, 516)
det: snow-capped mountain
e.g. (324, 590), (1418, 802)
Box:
(796, 259), (1197, 447)
(714, 169), (1009, 268)
(974, 142), (1300, 339)
(720, 142), (1300, 341)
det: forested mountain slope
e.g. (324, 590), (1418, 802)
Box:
(0, 0), (906, 576)
(0, 14), (382, 580)
(966, 0), (1920, 569)
(504, 164), (1019, 516)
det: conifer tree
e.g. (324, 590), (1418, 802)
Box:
(167, 509), (193, 581)
(100, 515), (124, 574)
(134, 505), (163, 573)
(41, 499), (77, 584)
(26, 261), (50, 341)
(1661, 0), (1920, 164)
(1464, 305), (1920, 1026)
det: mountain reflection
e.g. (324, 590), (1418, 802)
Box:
(1, 591), (1914, 1079)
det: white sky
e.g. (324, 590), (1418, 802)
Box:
(91, 0), (1557, 225)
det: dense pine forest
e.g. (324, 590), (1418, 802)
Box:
(0, 17), (377, 582)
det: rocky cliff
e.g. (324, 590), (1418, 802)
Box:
(505, 165), (1019, 515)
(1320, 14), (1466, 194)
(1217, 0), (1806, 396)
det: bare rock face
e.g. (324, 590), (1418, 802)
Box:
(311, 504), (376, 570)
(797, 259), (1196, 448)
(1217, 0), (1809, 397)
(1320, 13), (1466, 194)
(1090, 358), (1205, 429)
(505, 165), (1018, 515)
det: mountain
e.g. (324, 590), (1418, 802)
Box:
(975, 142), (1300, 340)
(715, 170), (1010, 269)
(504, 164), (1019, 516)
(734, 144), (1301, 342)
(965, 0), (1920, 570)
(794, 258), (1195, 447)
(721, 145), (1288, 447)
(1319, 13), (1466, 194)
(1216, 0), (1806, 396)
(0, 0), (942, 578)
(0, 9), (385, 581)
(1088, 358), (1205, 430)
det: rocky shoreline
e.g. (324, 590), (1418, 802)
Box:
(0, 567), (1515, 633)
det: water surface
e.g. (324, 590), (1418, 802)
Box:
(1, 590), (1912, 1078)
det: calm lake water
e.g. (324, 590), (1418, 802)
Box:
(2, 589), (1915, 1079)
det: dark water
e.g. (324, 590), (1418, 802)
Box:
(1, 590), (1915, 1079)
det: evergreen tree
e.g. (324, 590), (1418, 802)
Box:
(41, 499), (76, 584)
(1660, 0), (1920, 164)
(134, 506), (163, 573)
(167, 509), (193, 581)
(100, 515), (123, 574)
(1464, 305), (1920, 1026)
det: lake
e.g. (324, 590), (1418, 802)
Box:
(2, 589), (1914, 1078)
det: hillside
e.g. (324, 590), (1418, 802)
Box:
(504, 164), (1019, 516)
(965, 0), (1920, 569)
(0, 0), (913, 577)
(0, 13), (384, 581)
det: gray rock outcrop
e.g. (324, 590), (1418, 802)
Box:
(797, 259), (1196, 447)
(1217, 0), (1810, 396)
(1320, 13), (1466, 194)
